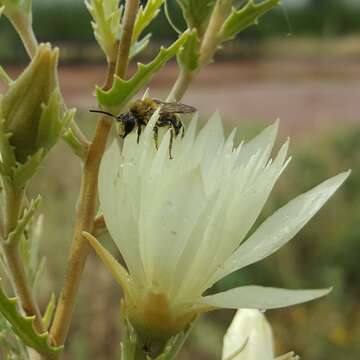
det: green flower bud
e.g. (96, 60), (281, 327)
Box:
(1, 43), (65, 163)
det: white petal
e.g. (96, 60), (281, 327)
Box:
(99, 140), (145, 285)
(200, 286), (331, 310)
(276, 352), (300, 360)
(214, 171), (350, 281)
(222, 309), (274, 360)
(236, 120), (279, 167)
(194, 112), (224, 173)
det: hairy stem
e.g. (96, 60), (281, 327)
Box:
(8, 11), (38, 59)
(50, 0), (140, 346)
(115, 0), (140, 79)
(1, 182), (45, 333)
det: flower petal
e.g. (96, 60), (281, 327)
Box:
(99, 140), (146, 285)
(222, 309), (274, 360)
(200, 286), (331, 310)
(82, 232), (133, 296)
(213, 171), (350, 282)
(236, 120), (279, 167)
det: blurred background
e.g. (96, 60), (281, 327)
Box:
(1, 0), (360, 359)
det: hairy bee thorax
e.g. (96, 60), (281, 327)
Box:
(130, 98), (158, 120)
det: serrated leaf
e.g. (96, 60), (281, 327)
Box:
(12, 149), (44, 188)
(177, 0), (216, 37)
(130, 33), (151, 59)
(85, 0), (123, 61)
(0, 280), (63, 355)
(62, 127), (86, 160)
(219, 0), (280, 41)
(177, 29), (200, 72)
(96, 31), (190, 112)
(5, 196), (41, 247)
(132, 0), (164, 43)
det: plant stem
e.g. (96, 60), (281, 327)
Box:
(168, 69), (194, 102)
(50, 117), (112, 346)
(50, 0), (141, 346)
(199, 0), (230, 66)
(8, 11), (38, 59)
(115, 0), (140, 79)
(169, 0), (232, 101)
(1, 181), (45, 333)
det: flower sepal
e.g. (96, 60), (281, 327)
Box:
(120, 300), (194, 360)
(83, 231), (196, 346)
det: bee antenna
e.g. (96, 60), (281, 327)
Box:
(89, 109), (116, 118)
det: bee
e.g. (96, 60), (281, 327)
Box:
(90, 98), (196, 158)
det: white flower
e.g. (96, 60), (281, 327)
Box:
(222, 309), (299, 360)
(84, 111), (350, 339)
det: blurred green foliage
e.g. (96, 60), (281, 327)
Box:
(1, 0), (360, 62)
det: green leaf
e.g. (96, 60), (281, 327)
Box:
(0, 97), (16, 175)
(96, 31), (190, 112)
(86, 0), (123, 61)
(133, 0), (164, 43)
(12, 148), (44, 188)
(177, 29), (200, 72)
(42, 293), (55, 330)
(177, 0), (216, 37)
(36, 90), (74, 154)
(5, 196), (41, 247)
(0, 66), (12, 86)
(154, 323), (194, 360)
(0, 280), (63, 355)
(130, 33), (152, 59)
(219, 0), (280, 41)
(62, 127), (86, 159)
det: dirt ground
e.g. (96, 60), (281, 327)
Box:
(3, 59), (360, 136)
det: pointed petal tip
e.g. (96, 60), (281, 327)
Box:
(326, 170), (351, 191)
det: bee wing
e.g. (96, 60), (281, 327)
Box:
(154, 99), (197, 114)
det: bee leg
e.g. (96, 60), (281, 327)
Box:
(137, 125), (142, 143)
(180, 120), (185, 138)
(169, 128), (174, 159)
(153, 126), (159, 149)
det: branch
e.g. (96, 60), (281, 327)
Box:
(115, 0), (141, 79)
(50, 0), (141, 346)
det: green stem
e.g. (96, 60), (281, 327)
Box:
(8, 11), (38, 59)
(115, 0), (140, 79)
(1, 181), (45, 334)
(168, 69), (194, 102)
(199, 0), (231, 66)
(49, 117), (112, 346)
(169, 0), (232, 102)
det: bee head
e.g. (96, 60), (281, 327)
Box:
(116, 113), (136, 138)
